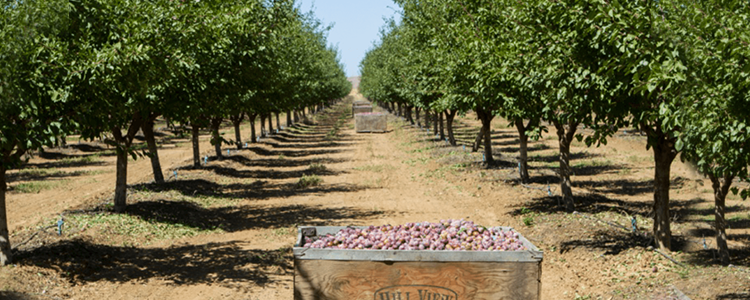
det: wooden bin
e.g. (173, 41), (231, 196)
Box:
(353, 100), (371, 107)
(293, 226), (543, 300)
(352, 105), (373, 116)
(355, 113), (387, 133)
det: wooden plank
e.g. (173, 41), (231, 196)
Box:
(352, 106), (373, 116)
(294, 260), (541, 300)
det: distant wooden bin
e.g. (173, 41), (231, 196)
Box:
(355, 113), (387, 133)
(293, 226), (543, 300)
(352, 105), (373, 116)
(353, 100), (371, 107)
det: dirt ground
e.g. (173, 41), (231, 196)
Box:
(1, 89), (749, 300)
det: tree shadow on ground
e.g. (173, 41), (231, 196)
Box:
(6, 169), (95, 182)
(204, 165), (347, 180)
(264, 140), (356, 149)
(498, 143), (552, 153)
(67, 143), (111, 153)
(716, 292), (750, 299)
(22, 157), (109, 169)
(573, 178), (686, 196)
(529, 152), (601, 163)
(682, 206), (750, 220)
(15, 239), (293, 286)
(574, 179), (651, 196)
(93, 201), (387, 233)
(509, 193), (701, 217)
(480, 156), (519, 169)
(559, 229), (652, 255)
(679, 238), (750, 267)
(243, 146), (346, 158)
(131, 179), (373, 201)
(222, 155), (348, 169)
(571, 163), (625, 176)
(0, 292), (36, 300)
(272, 132), (328, 142)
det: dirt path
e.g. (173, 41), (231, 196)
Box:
(2, 90), (749, 299)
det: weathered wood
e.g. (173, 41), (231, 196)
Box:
(295, 260), (540, 300)
(355, 113), (387, 133)
(294, 226), (543, 300)
(353, 100), (371, 107)
(353, 105), (373, 116)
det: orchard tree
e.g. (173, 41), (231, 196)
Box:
(676, 0), (750, 263)
(0, 0), (71, 265)
(582, 0), (694, 250)
(67, 0), (195, 212)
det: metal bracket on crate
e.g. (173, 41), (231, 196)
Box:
(301, 227), (317, 237)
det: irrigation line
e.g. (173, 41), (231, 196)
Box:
(572, 211), (632, 233)
(12, 224), (56, 250)
(571, 212), (693, 267)
(653, 248), (686, 267)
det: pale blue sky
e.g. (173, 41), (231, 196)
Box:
(296, 0), (401, 77)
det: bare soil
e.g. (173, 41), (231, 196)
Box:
(1, 90), (749, 300)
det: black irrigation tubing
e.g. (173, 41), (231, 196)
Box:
(572, 211), (631, 233)
(12, 224), (57, 251)
(521, 184), (556, 197)
(653, 248), (687, 267)
(572, 211), (694, 267)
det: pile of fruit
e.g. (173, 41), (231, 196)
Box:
(302, 219), (527, 251)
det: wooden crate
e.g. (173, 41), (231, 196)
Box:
(355, 113), (387, 133)
(353, 100), (371, 107)
(293, 226), (543, 300)
(352, 105), (373, 116)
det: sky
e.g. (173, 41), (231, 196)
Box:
(296, 0), (401, 77)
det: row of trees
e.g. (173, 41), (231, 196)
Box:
(0, 0), (351, 265)
(359, 0), (749, 263)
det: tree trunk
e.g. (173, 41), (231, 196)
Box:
(276, 112), (281, 130)
(112, 115), (143, 212)
(552, 120), (579, 212)
(476, 108), (495, 164)
(649, 129), (677, 250)
(141, 116), (164, 183)
(424, 109), (431, 130)
(472, 126), (485, 152)
(260, 114), (267, 137)
(113, 145), (129, 212)
(286, 110), (292, 127)
(229, 113), (245, 149)
(439, 110), (445, 140)
(233, 119), (243, 149)
(514, 118), (531, 183)
(709, 173), (734, 264)
(248, 114), (257, 143)
(397, 103), (403, 117)
(210, 118), (223, 159)
(415, 107), (421, 127)
(0, 165), (11, 265)
(294, 110), (300, 123)
(433, 110), (439, 136)
(445, 110), (457, 146)
(267, 114), (274, 134)
(301, 109), (307, 123)
(192, 123), (200, 167)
